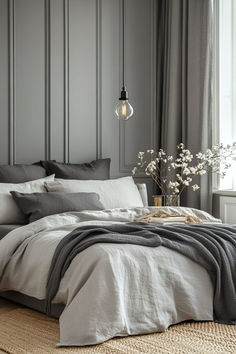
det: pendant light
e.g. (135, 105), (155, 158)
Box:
(114, 0), (134, 120)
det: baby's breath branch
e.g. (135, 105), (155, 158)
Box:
(132, 143), (235, 198)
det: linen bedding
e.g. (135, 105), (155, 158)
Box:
(0, 225), (20, 240)
(0, 207), (226, 346)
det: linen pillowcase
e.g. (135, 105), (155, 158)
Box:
(0, 175), (54, 224)
(45, 176), (144, 209)
(11, 192), (104, 223)
(41, 159), (111, 180)
(136, 183), (148, 207)
(0, 163), (47, 183)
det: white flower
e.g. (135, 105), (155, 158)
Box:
(189, 167), (197, 174)
(183, 168), (191, 175)
(192, 184), (200, 191)
(196, 152), (203, 159)
(145, 168), (150, 176)
(197, 163), (204, 170)
(132, 167), (137, 175)
(169, 181), (179, 189)
(147, 161), (156, 173)
(183, 180), (190, 186)
(171, 162), (178, 169)
(177, 143), (185, 149)
(147, 149), (154, 154)
(137, 152), (144, 159)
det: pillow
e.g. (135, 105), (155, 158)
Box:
(41, 159), (111, 180)
(0, 163), (46, 183)
(136, 183), (148, 207)
(45, 176), (144, 209)
(0, 175), (54, 224)
(11, 192), (104, 223)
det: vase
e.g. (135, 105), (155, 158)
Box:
(153, 195), (180, 207)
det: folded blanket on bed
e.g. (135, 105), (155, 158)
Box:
(46, 222), (236, 325)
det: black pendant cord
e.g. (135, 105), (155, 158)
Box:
(122, 0), (125, 89)
(119, 0), (128, 101)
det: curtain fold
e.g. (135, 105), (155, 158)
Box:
(156, 0), (213, 212)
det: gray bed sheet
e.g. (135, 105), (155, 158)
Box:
(0, 225), (21, 240)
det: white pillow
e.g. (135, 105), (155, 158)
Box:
(0, 175), (54, 224)
(136, 183), (148, 207)
(45, 176), (144, 209)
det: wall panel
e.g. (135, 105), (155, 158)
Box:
(120, 0), (156, 173)
(68, 0), (97, 163)
(0, 0), (156, 197)
(100, 0), (120, 176)
(0, 0), (9, 164)
(14, 0), (46, 163)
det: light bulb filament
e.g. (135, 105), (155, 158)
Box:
(121, 102), (127, 117)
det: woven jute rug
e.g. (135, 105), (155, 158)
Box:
(0, 308), (235, 354)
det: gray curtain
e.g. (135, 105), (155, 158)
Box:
(156, 0), (213, 212)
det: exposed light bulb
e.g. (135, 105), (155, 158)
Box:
(115, 100), (134, 120)
(114, 87), (134, 121)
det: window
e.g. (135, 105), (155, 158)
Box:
(214, 0), (236, 190)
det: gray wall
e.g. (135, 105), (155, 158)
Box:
(0, 0), (156, 194)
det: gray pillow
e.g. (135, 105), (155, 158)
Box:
(0, 163), (47, 183)
(10, 191), (104, 223)
(41, 159), (111, 180)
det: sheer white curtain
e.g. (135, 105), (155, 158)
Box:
(214, 0), (236, 190)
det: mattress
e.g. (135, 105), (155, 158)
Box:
(0, 225), (21, 240)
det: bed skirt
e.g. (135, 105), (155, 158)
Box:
(0, 291), (64, 318)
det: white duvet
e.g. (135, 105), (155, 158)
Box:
(0, 207), (219, 346)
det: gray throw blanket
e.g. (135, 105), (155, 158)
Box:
(46, 222), (236, 324)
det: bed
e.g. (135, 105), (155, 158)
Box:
(0, 225), (20, 240)
(0, 160), (235, 346)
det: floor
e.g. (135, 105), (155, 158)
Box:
(0, 297), (235, 354)
(0, 298), (19, 314)
(0, 298), (20, 354)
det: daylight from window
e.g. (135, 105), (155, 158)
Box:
(217, 0), (236, 190)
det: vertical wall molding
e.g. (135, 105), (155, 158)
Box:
(150, 0), (157, 151)
(118, 0), (123, 173)
(1, 0), (155, 177)
(96, 0), (102, 159)
(8, 0), (15, 165)
(63, 0), (69, 162)
(45, 0), (51, 160)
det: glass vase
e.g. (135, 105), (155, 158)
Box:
(153, 195), (180, 207)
